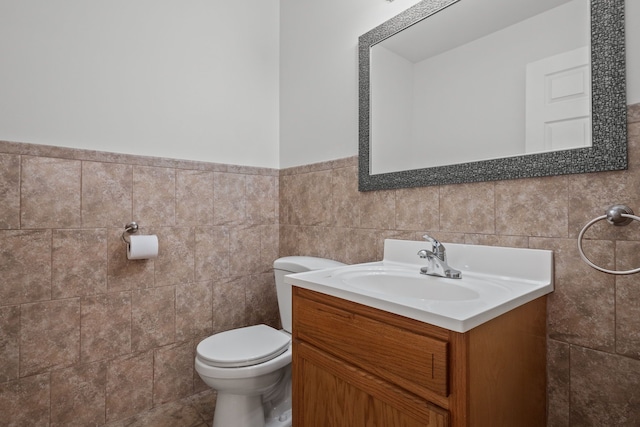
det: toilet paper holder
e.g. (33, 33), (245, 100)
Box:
(121, 222), (159, 260)
(121, 222), (139, 244)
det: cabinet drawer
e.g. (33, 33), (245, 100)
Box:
(294, 290), (449, 397)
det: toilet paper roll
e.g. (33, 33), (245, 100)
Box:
(127, 235), (159, 260)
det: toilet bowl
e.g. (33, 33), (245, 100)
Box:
(195, 256), (345, 427)
(196, 325), (293, 427)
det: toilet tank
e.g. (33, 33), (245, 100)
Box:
(273, 256), (346, 333)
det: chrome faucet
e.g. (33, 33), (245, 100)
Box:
(417, 235), (462, 279)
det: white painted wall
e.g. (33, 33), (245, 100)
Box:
(0, 0), (280, 168)
(280, 0), (640, 168)
(279, 0), (422, 168)
(370, 45), (414, 174)
(1, 1), (636, 169)
(627, 2), (640, 104)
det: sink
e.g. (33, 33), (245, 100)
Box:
(333, 266), (487, 301)
(285, 239), (554, 332)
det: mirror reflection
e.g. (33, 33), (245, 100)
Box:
(359, 0), (626, 191)
(370, 0), (591, 175)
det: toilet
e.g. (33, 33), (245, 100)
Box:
(195, 256), (346, 427)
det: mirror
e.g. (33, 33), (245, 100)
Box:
(359, 0), (627, 191)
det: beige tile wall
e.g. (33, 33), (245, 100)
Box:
(279, 104), (640, 426)
(0, 142), (280, 425)
(1, 104), (639, 425)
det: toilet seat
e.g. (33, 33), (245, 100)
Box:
(197, 324), (290, 368)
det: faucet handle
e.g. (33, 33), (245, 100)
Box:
(422, 234), (445, 260)
(422, 234), (441, 249)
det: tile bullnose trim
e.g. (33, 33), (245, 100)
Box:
(279, 156), (358, 176)
(0, 139), (277, 175)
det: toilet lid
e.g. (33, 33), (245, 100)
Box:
(197, 324), (291, 368)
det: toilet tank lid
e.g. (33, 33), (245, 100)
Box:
(273, 256), (345, 273)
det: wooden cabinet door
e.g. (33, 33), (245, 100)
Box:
(294, 342), (449, 427)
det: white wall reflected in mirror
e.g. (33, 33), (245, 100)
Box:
(370, 0), (590, 175)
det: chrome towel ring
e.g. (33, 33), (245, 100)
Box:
(577, 205), (640, 275)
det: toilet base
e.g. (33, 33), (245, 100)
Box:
(265, 408), (292, 427)
(213, 393), (264, 427)
(211, 393), (292, 427)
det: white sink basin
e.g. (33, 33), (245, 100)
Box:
(285, 239), (553, 332)
(333, 266), (489, 301)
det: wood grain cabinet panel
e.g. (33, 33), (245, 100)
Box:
(294, 295), (448, 397)
(294, 342), (449, 427)
(292, 287), (547, 427)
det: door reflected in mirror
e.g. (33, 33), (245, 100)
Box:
(370, 0), (590, 175)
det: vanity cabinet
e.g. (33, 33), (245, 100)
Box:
(292, 287), (547, 427)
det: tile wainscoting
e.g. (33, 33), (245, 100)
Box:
(1, 103), (639, 426)
(279, 104), (640, 426)
(0, 142), (280, 425)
